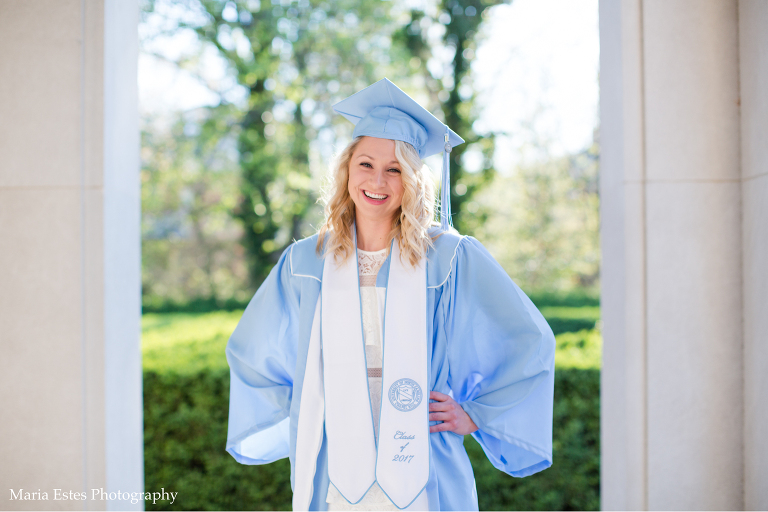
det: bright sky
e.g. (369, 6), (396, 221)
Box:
(472, 0), (599, 169)
(139, 0), (599, 171)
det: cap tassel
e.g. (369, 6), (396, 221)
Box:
(440, 127), (452, 231)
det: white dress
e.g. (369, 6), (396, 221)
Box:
(326, 248), (399, 511)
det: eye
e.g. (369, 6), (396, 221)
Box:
(388, 168), (401, 174)
(360, 162), (373, 168)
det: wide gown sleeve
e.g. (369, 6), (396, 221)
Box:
(225, 243), (299, 465)
(445, 236), (555, 477)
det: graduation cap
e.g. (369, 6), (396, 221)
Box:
(332, 78), (465, 231)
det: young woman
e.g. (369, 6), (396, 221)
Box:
(225, 79), (555, 511)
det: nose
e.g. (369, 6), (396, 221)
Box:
(371, 168), (386, 187)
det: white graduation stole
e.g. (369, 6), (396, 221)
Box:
(321, 236), (429, 509)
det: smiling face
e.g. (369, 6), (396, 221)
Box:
(347, 136), (404, 224)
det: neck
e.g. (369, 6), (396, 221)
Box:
(355, 212), (394, 252)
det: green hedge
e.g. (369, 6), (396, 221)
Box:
(469, 367), (599, 510)
(540, 307), (600, 336)
(143, 313), (600, 510)
(144, 367), (599, 511)
(527, 290), (600, 309)
(143, 289), (600, 315)
(142, 296), (251, 314)
(144, 369), (293, 510)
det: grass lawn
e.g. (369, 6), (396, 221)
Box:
(141, 308), (601, 373)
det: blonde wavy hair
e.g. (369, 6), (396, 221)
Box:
(315, 136), (442, 267)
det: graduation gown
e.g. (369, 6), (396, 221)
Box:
(225, 228), (556, 511)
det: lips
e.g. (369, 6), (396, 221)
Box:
(363, 190), (388, 201)
(363, 190), (389, 204)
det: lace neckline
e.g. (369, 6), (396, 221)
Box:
(358, 248), (388, 276)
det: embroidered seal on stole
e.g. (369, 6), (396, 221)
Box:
(388, 378), (423, 412)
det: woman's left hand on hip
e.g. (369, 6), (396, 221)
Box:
(428, 391), (479, 435)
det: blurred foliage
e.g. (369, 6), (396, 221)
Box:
(180, 0), (406, 287)
(472, 139), (600, 294)
(541, 306), (600, 319)
(141, 0), (492, 289)
(140, 287), (601, 315)
(138, 2), (602, 508)
(528, 289), (600, 309)
(470, 366), (599, 511)
(393, 0), (505, 233)
(542, 307), (600, 336)
(142, 295), (252, 314)
(143, 367), (598, 511)
(142, 310), (599, 510)
(554, 328), (602, 370)
(139, 0), (521, 303)
(141, 106), (255, 304)
(141, 307), (601, 374)
(142, 311), (238, 374)
(144, 367), (295, 511)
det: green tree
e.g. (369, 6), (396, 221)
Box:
(141, 105), (253, 305)
(144, 0), (414, 288)
(394, 0), (505, 234)
(141, 0), (516, 291)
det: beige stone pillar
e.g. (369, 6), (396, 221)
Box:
(599, 0), (647, 508)
(601, 0), (768, 509)
(0, 1), (142, 510)
(739, 1), (768, 509)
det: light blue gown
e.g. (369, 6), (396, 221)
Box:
(225, 228), (556, 511)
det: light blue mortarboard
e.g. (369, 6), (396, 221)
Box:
(332, 78), (465, 231)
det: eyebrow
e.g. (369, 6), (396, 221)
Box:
(357, 154), (400, 165)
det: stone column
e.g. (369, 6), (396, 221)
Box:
(599, 0), (648, 508)
(739, 1), (768, 510)
(601, 0), (768, 509)
(0, 1), (142, 510)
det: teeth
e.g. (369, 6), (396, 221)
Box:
(364, 190), (387, 200)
